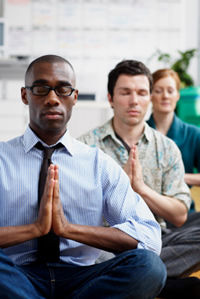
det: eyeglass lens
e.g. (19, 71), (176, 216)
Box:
(32, 86), (74, 96)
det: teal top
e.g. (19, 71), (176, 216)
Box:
(147, 114), (200, 176)
(147, 113), (200, 212)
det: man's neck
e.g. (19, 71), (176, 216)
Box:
(152, 111), (174, 136)
(112, 118), (145, 147)
(29, 125), (67, 145)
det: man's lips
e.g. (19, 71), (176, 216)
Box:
(42, 111), (63, 119)
(126, 110), (140, 115)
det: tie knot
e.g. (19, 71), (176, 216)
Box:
(35, 142), (63, 160)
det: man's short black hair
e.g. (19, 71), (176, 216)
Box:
(25, 54), (74, 84)
(107, 60), (153, 97)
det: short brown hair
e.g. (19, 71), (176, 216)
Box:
(108, 60), (153, 97)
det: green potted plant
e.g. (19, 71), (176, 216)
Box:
(150, 48), (197, 88)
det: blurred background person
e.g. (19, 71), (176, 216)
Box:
(147, 68), (200, 213)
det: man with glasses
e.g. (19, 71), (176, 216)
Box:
(0, 54), (166, 298)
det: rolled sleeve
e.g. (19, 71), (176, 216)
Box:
(113, 196), (162, 256)
(101, 157), (162, 256)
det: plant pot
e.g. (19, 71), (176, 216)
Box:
(176, 86), (200, 127)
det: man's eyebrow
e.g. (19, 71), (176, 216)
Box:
(31, 79), (72, 86)
(117, 87), (149, 93)
(117, 87), (131, 90)
(138, 88), (149, 92)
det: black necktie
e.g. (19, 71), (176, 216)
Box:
(36, 142), (62, 263)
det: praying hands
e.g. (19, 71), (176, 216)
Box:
(36, 164), (68, 238)
(123, 145), (145, 193)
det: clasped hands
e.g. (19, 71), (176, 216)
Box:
(35, 164), (68, 238)
(123, 145), (145, 193)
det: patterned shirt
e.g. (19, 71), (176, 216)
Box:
(78, 118), (191, 228)
(0, 126), (162, 266)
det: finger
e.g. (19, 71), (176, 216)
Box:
(126, 148), (134, 169)
(47, 178), (54, 201)
(42, 166), (55, 201)
(52, 172), (61, 213)
(53, 178), (60, 201)
(129, 147), (135, 159)
(130, 145), (138, 160)
(52, 179), (61, 219)
(48, 164), (55, 181)
(54, 164), (59, 181)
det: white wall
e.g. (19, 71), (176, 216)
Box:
(0, 0), (199, 140)
(185, 0), (199, 85)
(68, 101), (113, 138)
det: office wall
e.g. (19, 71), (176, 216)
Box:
(2, 0), (193, 99)
(185, 0), (199, 84)
(0, 0), (199, 139)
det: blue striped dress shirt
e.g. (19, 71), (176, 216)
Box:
(0, 126), (161, 266)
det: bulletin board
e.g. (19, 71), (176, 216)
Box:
(3, 0), (186, 101)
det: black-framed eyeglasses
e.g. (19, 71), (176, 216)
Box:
(25, 85), (75, 97)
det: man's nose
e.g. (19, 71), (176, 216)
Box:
(129, 92), (138, 104)
(45, 90), (60, 105)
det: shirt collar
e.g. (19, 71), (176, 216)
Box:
(101, 118), (124, 145)
(143, 122), (153, 143)
(22, 126), (74, 156)
(101, 118), (150, 145)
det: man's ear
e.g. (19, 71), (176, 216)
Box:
(72, 89), (79, 106)
(108, 93), (114, 108)
(21, 87), (28, 105)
